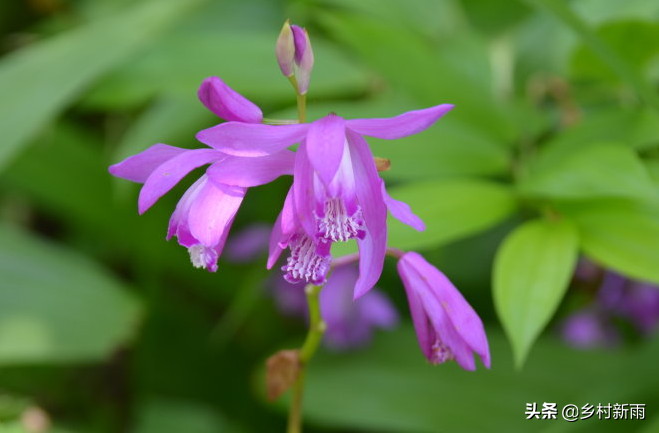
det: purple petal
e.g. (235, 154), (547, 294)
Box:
(346, 104), (454, 140)
(360, 290), (399, 329)
(109, 144), (188, 183)
(196, 122), (308, 157)
(207, 150), (295, 187)
(347, 130), (387, 298)
(198, 76), (263, 123)
(398, 260), (435, 360)
(138, 149), (223, 214)
(381, 182), (425, 232)
(268, 187), (297, 269)
(306, 114), (346, 187)
(403, 252), (490, 367)
(224, 224), (271, 263)
(291, 25), (307, 64)
(188, 181), (246, 248)
(167, 175), (207, 247)
(293, 142), (317, 238)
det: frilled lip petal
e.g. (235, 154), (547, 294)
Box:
(347, 129), (387, 298)
(188, 181), (246, 248)
(207, 150), (296, 188)
(345, 104), (454, 139)
(198, 76), (263, 124)
(196, 122), (308, 157)
(138, 148), (223, 214)
(381, 183), (425, 232)
(306, 114), (346, 186)
(109, 144), (188, 183)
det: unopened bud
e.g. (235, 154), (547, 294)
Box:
(265, 349), (301, 401)
(291, 25), (314, 94)
(374, 157), (391, 172)
(276, 20), (295, 77)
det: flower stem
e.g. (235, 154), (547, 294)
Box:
(287, 283), (324, 433)
(296, 92), (307, 124)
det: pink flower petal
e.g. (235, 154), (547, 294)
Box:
(196, 122), (308, 157)
(207, 150), (295, 187)
(109, 144), (188, 183)
(346, 104), (454, 139)
(306, 114), (346, 187)
(138, 149), (224, 214)
(198, 76), (263, 123)
(188, 181), (246, 248)
(381, 183), (425, 232)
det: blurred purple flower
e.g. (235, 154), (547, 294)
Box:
(109, 77), (294, 272)
(561, 309), (618, 349)
(561, 264), (659, 348)
(224, 224), (271, 263)
(397, 252), (490, 370)
(272, 265), (398, 350)
(203, 106), (452, 293)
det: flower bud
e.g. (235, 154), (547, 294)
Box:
(276, 20), (295, 77)
(291, 25), (314, 94)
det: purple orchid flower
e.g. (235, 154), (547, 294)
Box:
(276, 21), (314, 94)
(397, 251), (490, 370)
(199, 105), (453, 294)
(273, 265), (399, 350)
(109, 77), (294, 272)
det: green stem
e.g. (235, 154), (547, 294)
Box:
(286, 284), (324, 433)
(296, 92), (307, 124)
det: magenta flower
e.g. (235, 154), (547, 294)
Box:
(272, 265), (399, 350)
(275, 21), (314, 94)
(199, 105), (453, 293)
(397, 252), (490, 370)
(109, 77), (294, 272)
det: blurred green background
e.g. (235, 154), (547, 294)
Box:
(1, 0), (659, 432)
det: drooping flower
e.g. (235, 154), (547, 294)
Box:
(272, 265), (399, 350)
(397, 251), (490, 370)
(199, 105), (453, 293)
(109, 77), (294, 272)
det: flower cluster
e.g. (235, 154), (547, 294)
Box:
(109, 22), (490, 370)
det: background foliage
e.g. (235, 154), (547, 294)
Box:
(1, 0), (658, 431)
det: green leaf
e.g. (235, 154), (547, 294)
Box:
(521, 142), (657, 201)
(571, 20), (659, 84)
(386, 179), (517, 251)
(0, 225), (141, 364)
(83, 31), (368, 110)
(134, 398), (243, 433)
(0, 0), (203, 171)
(521, 0), (659, 113)
(319, 11), (517, 143)
(562, 200), (659, 285)
(493, 218), (578, 367)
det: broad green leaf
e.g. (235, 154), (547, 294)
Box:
(522, 0), (659, 113)
(387, 179), (517, 251)
(0, 225), (141, 364)
(521, 142), (657, 201)
(319, 11), (517, 143)
(562, 200), (659, 285)
(83, 31), (368, 110)
(134, 398), (243, 433)
(540, 108), (659, 154)
(571, 20), (659, 84)
(0, 0), (204, 171)
(493, 218), (578, 367)
(286, 326), (659, 432)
